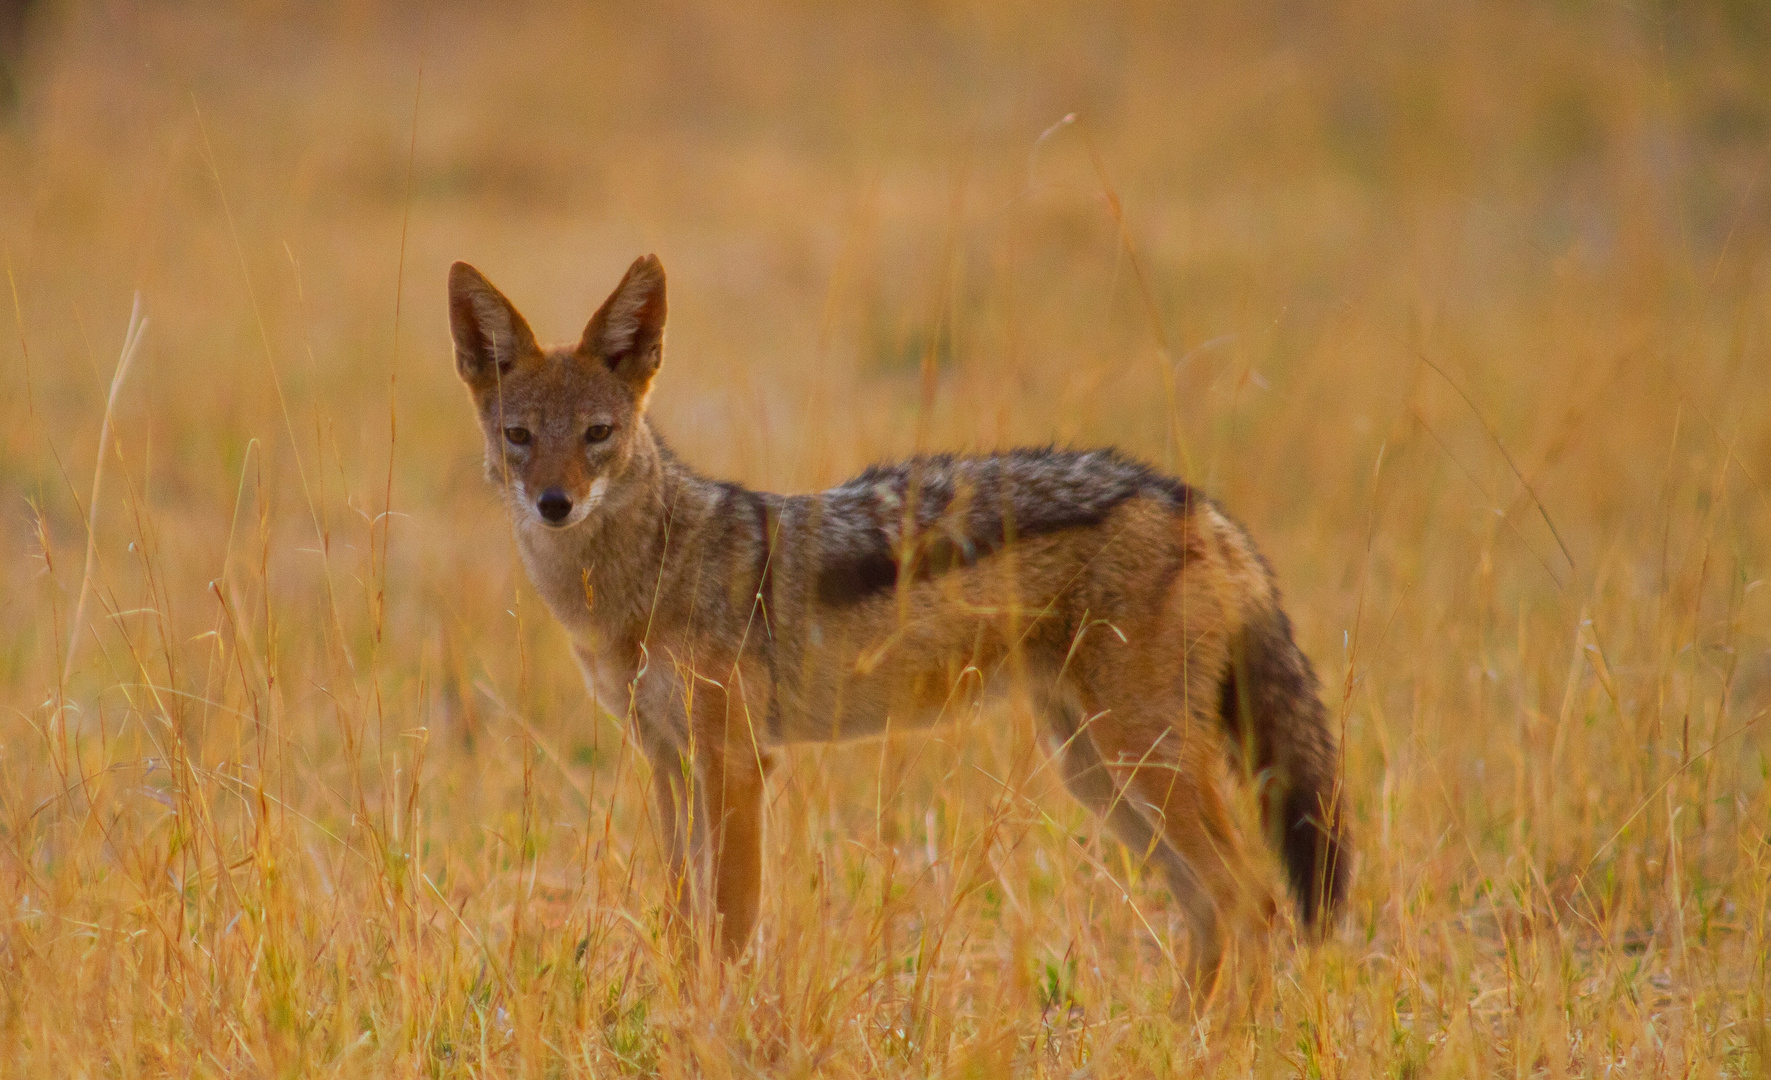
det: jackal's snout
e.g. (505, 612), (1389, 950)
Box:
(536, 488), (573, 524)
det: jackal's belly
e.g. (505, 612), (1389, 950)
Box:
(773, 618), (1027, 743)
(775, 672), (997, 742)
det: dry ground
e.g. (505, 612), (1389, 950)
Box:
(2, 3), (1769, 1076)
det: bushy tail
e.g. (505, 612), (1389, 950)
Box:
(1217, 601), (1350, 930)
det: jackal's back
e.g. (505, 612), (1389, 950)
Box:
(799, 446), (1193, 608)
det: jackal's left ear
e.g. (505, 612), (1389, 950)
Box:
(579, 254), (666, 397)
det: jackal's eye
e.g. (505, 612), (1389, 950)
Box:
(585, 424), (613, 444)
(503, 426), (531, 446)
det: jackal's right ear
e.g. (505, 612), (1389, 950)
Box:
(449, 262), (540, 391)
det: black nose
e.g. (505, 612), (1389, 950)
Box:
(536, 489), (573, 523)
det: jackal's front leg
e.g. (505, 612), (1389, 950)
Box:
(662, 672), (772, 956)
(648, 751), (694, 940)
(693, 741), (766, 957)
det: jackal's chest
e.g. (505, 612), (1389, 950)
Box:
(569, 634), (639, 714)
(514, 536), (600, 633)
(512, 535), (651, 706)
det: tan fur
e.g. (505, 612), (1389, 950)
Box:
(447, 256), (1349, 1000)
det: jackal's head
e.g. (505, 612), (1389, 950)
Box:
(448, 255), (666, 530)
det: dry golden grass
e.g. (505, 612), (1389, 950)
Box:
(2, 3), (1769, 1076)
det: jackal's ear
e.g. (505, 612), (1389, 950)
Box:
(579, 254), (665, 397)
(449, 262), (540, 390)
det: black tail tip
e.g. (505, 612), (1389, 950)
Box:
(1281, 787), (1350, 931)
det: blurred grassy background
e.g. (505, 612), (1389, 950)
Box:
(2, 2), (1769, 1075)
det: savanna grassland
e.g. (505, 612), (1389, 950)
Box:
(2, 3), (1769, 1076)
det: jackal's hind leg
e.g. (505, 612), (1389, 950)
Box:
(1042, 709), (1197, 900)
(1085, 715), (1275, 1000)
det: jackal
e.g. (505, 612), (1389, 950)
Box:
(447, 254), (1349, 992)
